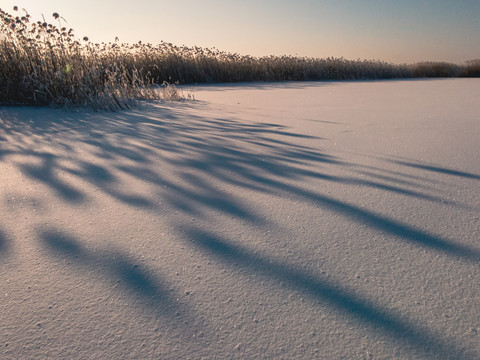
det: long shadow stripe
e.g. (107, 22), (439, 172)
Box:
(186, 229), (473, 360)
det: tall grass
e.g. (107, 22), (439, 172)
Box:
(0, 7), (171, 110)
(1, 7), (479, 110)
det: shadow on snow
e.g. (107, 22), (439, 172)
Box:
(185, 227), (471, 360)
(1, 97), (479, 357)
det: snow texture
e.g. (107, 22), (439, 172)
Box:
(0, 79), (479, 359)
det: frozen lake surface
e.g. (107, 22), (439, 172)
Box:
(0, 79), (479, 359)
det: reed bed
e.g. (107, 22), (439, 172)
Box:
(0, 7), (174, 110)
(1, 7), (479, 110)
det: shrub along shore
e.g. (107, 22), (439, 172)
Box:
(1, 7), (479, 111)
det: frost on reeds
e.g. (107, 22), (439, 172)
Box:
(0, 7), (173, 111)
(1, 7), (479, 111)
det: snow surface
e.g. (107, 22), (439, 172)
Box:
(0, 79), (479, 359)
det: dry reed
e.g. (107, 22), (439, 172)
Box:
(1, 7), (478, 111)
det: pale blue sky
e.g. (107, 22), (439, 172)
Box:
(2, 0), (479, 63)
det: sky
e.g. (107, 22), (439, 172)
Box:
(2, 0), (479, 64)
